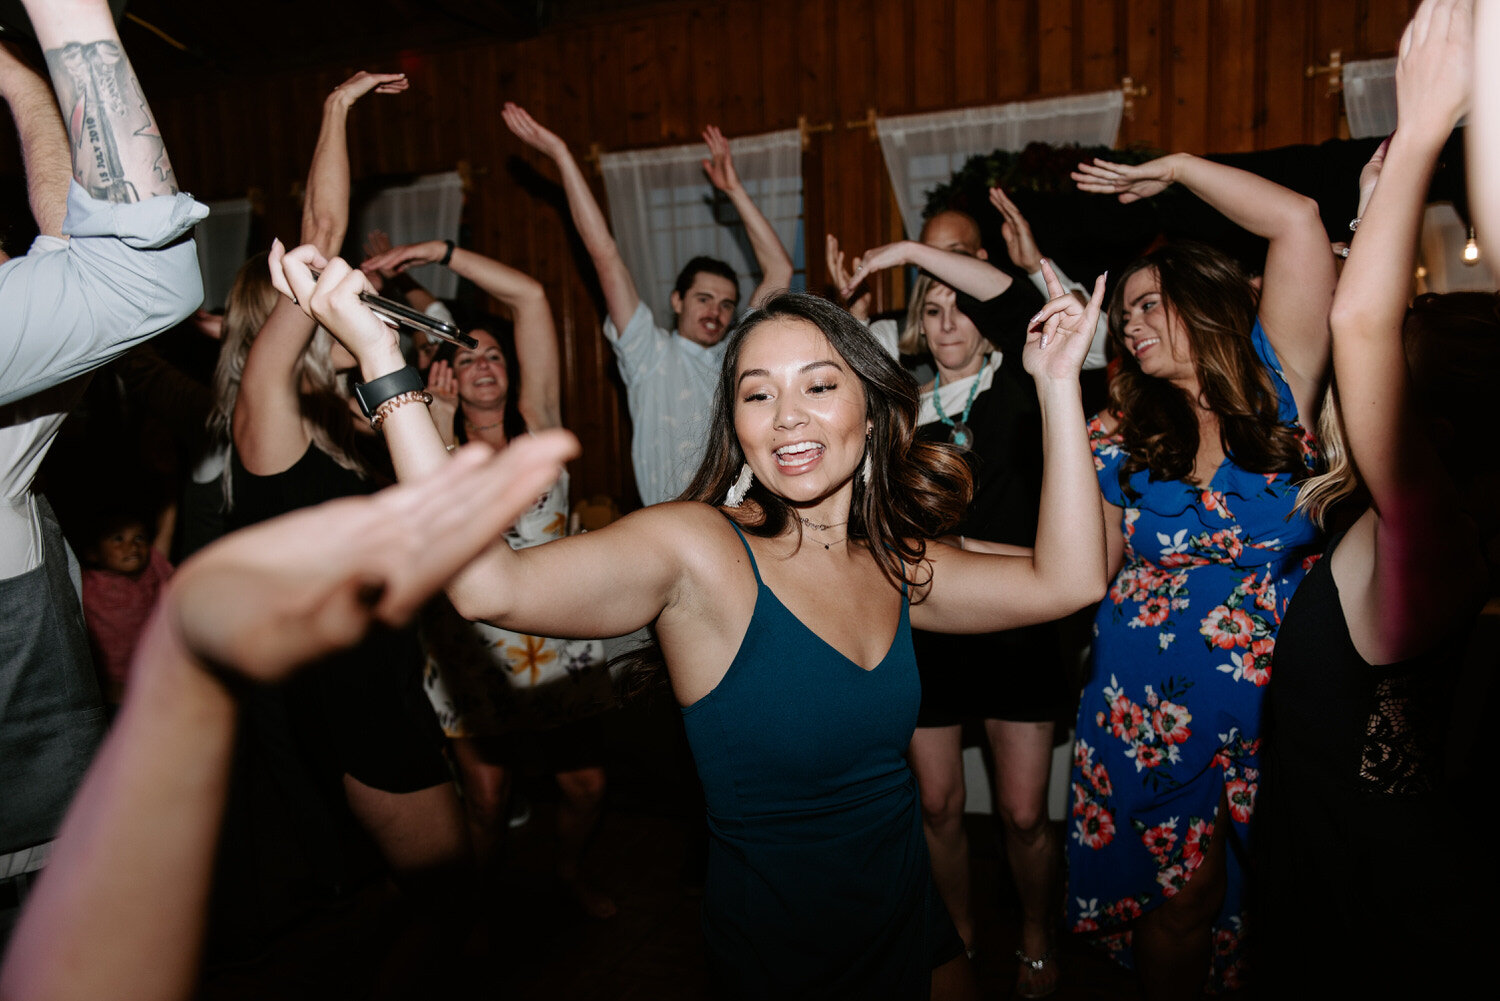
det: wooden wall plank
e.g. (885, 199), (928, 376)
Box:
(1211, 0), (1258, 153)
(1079, 0), (1120, 93)
(953, 0), (991, 106)
(994, 0), (1035, 100)
(911, 0), (955, 110)
(1122, 0), (1164, 147)
(1038, 0), (1074, 95)
(1169, 0), (1209, 153)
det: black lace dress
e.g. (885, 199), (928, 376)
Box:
(1257, 530), (1477, 996)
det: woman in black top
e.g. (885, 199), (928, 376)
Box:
(1260, 2), (1494, 994)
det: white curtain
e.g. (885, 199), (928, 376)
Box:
(599, 129), (803, 318)
(1343, 58), (1398, 140)
(355, 171), (465, 299)
(193, 198), (253, 311)
(1420, 203), (1496, 293)
(875, 91), (1124, 238)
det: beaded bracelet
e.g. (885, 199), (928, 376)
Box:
(370, 390), (432, 430)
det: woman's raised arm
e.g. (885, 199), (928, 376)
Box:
(235, 72), (406, 474)
(1074, 153), (1336, 423)
(1329, 0), (1486, 662)
(266, 244), (703, 643)
(361, 240), (563, 431)
(912, 264), (1109, 633)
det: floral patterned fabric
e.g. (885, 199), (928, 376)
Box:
(1066, 321), (1321, 991)
(422, 471), (608, 738)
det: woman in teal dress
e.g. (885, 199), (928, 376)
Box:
(267, 236), (1110, 999)
(1066, 153), (1337, 998)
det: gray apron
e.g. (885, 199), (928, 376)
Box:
(0, 495), (106, 855)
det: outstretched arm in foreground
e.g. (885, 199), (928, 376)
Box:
(0, 436), (575, 1001)
(702, 125), (794, 307)
(1330, 0), (1487, 662)
(503, 102), (641, 331)
(913, 262), (1109, 634)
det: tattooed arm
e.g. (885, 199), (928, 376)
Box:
(0, 0), (205, 406)
(25, 0), (177, 203)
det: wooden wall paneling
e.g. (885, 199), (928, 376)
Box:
(1079, 0), (1122, 93)
(993, 0), (1035, 100)
(722, 1), (765, 137)
(1311, 0), (1361, 140)
(872, 0), (913, 114)
(1122, 0), (1164, 147)
(952, 0), (992, 106)
(1168, 0), (1209, 153)
(687, 3), (729, 131)
(587, 25), (630, 150)
(655, 11), (692, 140)
(831, 0), (878, 283)
(1037, 0), (1074, 95)
(1210, 0), (1258, 153)
(911, 0), (955, 110)
(1359, 0), (1417, 56)
(1259, 0), (1311, 149)
(621, 21), (665, 147)
(795, 0), (832, 305)
(760, 0), (801, 128)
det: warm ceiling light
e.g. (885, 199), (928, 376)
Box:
(1463, 226), (1481, 264)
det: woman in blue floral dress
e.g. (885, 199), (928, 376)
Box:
(1065, 153), (1336, 997)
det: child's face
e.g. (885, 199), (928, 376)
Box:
(97, 523), (151, 577)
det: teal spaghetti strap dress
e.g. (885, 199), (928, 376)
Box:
(681, 519), (962, 999)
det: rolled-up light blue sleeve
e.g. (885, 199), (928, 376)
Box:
(0, 182), (210, 407)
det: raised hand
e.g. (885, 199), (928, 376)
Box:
(701, 125), (742, 193)
(363, 230), (398, 277)
(167, 434), (577, 683)
(329, 71), (408, 109)
(1071, 157), (1177, 204)
(825, 235), (871, 319)
(269, 239), (402, 375)
(988, 187), (1044, 273)
(841, 241), (917, 298)
(1024, 261), (1106, 381)
(360, 239), (447, 277)
(1395, 0), (1473, 144)
(502, 101), (570, 161)
(426, 359), (459, 443)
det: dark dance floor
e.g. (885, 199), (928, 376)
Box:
(194, 693), (1203, 1001)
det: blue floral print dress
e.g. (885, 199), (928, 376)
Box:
(1066, 321), (1321, 991)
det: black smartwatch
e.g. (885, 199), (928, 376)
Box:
(353, 366), (426, 420)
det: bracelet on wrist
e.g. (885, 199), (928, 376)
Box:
(370, 390), (433, 430)
(439, 239), (456, 267)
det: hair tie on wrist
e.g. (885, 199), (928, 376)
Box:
(440, 239), (456, 266)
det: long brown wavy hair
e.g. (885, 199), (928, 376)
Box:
(1106, 242), (1309, 493)
(618, 293), (973, 698)
(680, 292), (973, 592)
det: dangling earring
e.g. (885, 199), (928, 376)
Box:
(861, 428), (873, 486)
(725, 462), (753, 507)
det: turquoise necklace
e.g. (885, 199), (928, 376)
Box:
(932, 354), (986, 448)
